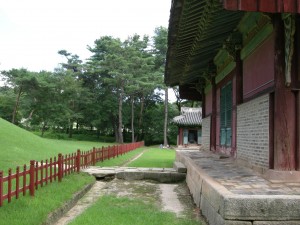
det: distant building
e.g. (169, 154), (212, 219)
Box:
(173, 107), (202, 147)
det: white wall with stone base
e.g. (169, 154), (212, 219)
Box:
(201, 116), (211, 151)
(237, 94), (270, 170)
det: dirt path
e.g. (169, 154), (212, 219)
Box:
(121, 148), (148, 166)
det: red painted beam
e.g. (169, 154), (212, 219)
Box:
(239, 0), (258, 11)
(259, 0), (277, 12)
(223, 0), (238, 10)
(223, 0), (300, 13)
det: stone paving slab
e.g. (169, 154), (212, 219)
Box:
(178, 150), (300, 195)
(175, 150), (300, 225)
(81, 166), (185, 183)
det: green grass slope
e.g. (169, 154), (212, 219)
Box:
(0, 118), (111, 170)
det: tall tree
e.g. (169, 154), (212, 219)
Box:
(1, 68), (38, 124)
(88, 36), (129, 143)
(57, 50), (85, 138)
(152, 26), (168, 146)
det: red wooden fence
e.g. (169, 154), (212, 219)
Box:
(0, 141), (144, 207)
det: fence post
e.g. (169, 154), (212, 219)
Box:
(8, 169), (12, 203)
(0, 171), (3, 206)
(29, 160), (35, 197)
(16, 166), (20, 199)
(77, 150), (81, 173)
(92, 147), (96, 166)
(58, 154), (62, 182)
(23, 165), (26, 196)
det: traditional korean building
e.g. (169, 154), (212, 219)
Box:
(165, 0), (300, 177)
(172, 107), (202, 147)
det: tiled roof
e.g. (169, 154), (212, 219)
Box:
(173, 107), (202, 126)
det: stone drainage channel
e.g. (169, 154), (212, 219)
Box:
(51, 163), (204, 225)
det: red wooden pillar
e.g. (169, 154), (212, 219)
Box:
(178, 128), (183, 145)
(232, 49), (243, 157)
(29, 160), (35, 197)
(210, 75), (217, 152)
(273, 15), (297, 170)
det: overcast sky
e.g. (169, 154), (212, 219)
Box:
(0, 0), (171, 72)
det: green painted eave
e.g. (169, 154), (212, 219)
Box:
(165, 0), (244, 87)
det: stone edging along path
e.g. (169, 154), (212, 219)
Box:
(42, 181), (95, 225)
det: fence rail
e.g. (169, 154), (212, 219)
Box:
(0, 141), (144, 207)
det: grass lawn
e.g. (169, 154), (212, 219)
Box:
(0, 118), (196, 225)
(127, 147), (176, 168)
(0, 117), (151, 225)
(0, 118), (114, 170)
(69, 195), (199, 225)
(95, 147), (146, 167)
(0, 173), (95, 225)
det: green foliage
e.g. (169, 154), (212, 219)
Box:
(0, 27), (179, 146)
(142, 102), (179, 146)
(128, 148), (175, 168)
(0, 173), (95, 225)
(0, 86), (15, 121)
(69, 195), (200, 225)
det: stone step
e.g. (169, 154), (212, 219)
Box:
(173, 161), (187, 173)
(82, 166), (186, 183)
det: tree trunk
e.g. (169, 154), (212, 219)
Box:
(68, 121), (73, 138)
(118, 84), (124, 143)
(136, 93), (145, 141)
(97, 128), (100, 139)
(164, 87), (168, 146)
(12, 86), (22, 124)
(111, 115), (119, 143)
(41, 121), (47, 137)
(131, 96), (135, 143)
(173, 87), (181, 112)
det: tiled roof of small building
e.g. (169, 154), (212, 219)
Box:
(173, 107), (202, 126)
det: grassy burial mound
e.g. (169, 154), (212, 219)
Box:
(0, 118), (110, 170)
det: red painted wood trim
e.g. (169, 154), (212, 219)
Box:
(273, 15), (297, 170)
(269, 93), (275, 169)
(223, 0), (300, 13)
(239, 0), (258, 11)
(210, 76), (217, 152)
(224, 0), (238, 10)
(259, 0), (277, 12)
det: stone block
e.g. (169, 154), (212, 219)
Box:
(169, 172), (186, 182)
(173, 161), (187, 173)
(116, 171), (144, 180)
(224, 222), (252, 225)
(223, 195), (300, 220)
(253, 221), (300, 225)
